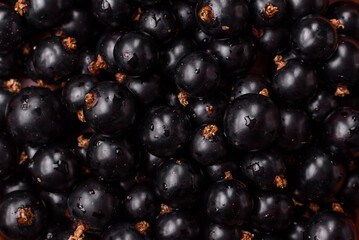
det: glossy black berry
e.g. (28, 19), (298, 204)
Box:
(124, 184), (157, 221)
(91, 0), (132, 28)
(323, 107), (359, 156)
(272, 59), (318, 105)
(0, 5), (23, 54)
(0, 52), (17, 77)
(0, 132), (16, 179)
(189, 124), (227, 166)
(32, 36), (79, 83)
(0, 191), (46, 240)
(196, 0), (249, 38)
(83, 81), (136, 135)
(239, 149), (287, 191)
(252, 192), (294, 231)
(185, 93), (227, 127)
(223, 94), (281, 151)
(339, 170), (359, 207)
(297, 147), (346, 200)
(140, 151), (166, 176)
(76, 50), (96, 75)
(175, 51), (221, 97)
(103, 223), (145, 240)
(162, 37), (195, 78)
(321, 36), (359, 88)
(1, 175), (34, 197)
(208, 36), (256, 75)
(154, 159), (204, 208)
(291, 16), (338, 61)
(205, 176), (253, 226)
(171, 1), (196, 31)
(252, 25), (289, 54)
(14, 0), (72, 29)
(114, 32), (158, 76)
(276, 108), (311, 151)
(229, 74), (270, 101)
(205, 160), (239, 182)
(326, 1), (359, 41)
(305, 211), (356, 240)
(27, 145), (79, 192)
(155, 210), (200, 240)
(138, 7), (178, 43)
(86, 133), (137, 181)
(286, 221), (306, 240)
(39, 191), (68, 220)
(287, 0), (329, 21)
(61, 74), (97, 113)
(5, 87), (63, 146)
(203, 223), (241, 240)
(306, 89), (338, 123)
(250, 0), (287, 27)
(139, 105), (191, 157)
(67, 178), (120, 231)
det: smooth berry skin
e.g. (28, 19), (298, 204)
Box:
(139, 105), (191, 158)
(21, 0), (72, 29)
(185, 93), (228, 127)
(175, 51), (221, 97)
(321, 37), (359, 88)
(250, 0), (287, 27)
(155, 211), (200, 240)
(1, 175), (34, 197)
(103, 223), (145, 240)
(292, 16), (338, 61)
(253, 25), (289, 54)
(83, 81), (136, 136)
(114, 32), (158, 76)
(297, 147), (346, 200)
(305, 211), (356, 240)
(339, 170), (359, 207)
(208, 36), (256, 75)
(306, 89), (338, 123)
(86, 134), (137, 181)
(196, 0), (249, 39)
(5, 87), (63, 146)
(326, 1), (359, 41)
(229, 74), (270, 101)
(272, 59), (318, 105)
(61, 74), (98, 113)
(239, 150), (286, 191)
(123, 185), (157, 221)
(0, 132), (16, 179)
(324, 107), (359, 156)
(67, 178), (120, 232)
(39, 191), (68, 220)
(91, 0), (132, 28)
(0, 191), (46, 240)
(154, 159), (204, 208)
(96, 29), (124, 73)
(203, 223), (241, 240)
(27, 145), (79, 192)
(223, 94), (281, 151)
(252, 192), (294, 231)
(138, 7), (178, 43)
(171, 1), (196, 31)
(276, 108), (311, 151)
(205, 178), (253, 226)
(32, 36), (79, 83)
(286, 221), (306, 240)
(287, 0), (328, 21)
(189, 125), (227, 166)
(0, 52), (16, 77)
(0, 5), (23, 54)
(205, 161), (239, 182)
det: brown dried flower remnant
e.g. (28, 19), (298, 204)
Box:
(88, 55), (108, 76)
(178, 91), (189, 107)
(37, 79), (48, 88)
(264, 4), (279, 18)
(68, 222), (88, 240)
(202, 125), (218, 139)
(135, 221), (150, 235)
(77, 109), (86, 123)
(77, 135), (90, 149)
(17, 207), (34, 225)
(273, 174), (288, 189)
(62, 37), (77, 53)
(116, 73), (127, 84)
(330, 19), (345, 29)
(292, 198), (304, 207)
(252, 25), (264, 38)
(334, 84), (350, 97)
(206, 105), (214, 115)
(85, 92), (98, 110)
(224, 171), (233, 180)
(273, 55), (288, 71)
(4, 79), (21, 93)
(222, 25), (229, 30)
(308, 202), (320, 213)
(241, 230), (254, 240)
(133, 8), (142, 21)
(14, 0), (28, 16)
(19, 151), (28, 165)
(199, 6), (214, 23)
(160, 203), (173, 215)
(332, 202), (344, 213)
(259, 88), (269, 97)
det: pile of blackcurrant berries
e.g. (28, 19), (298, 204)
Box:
(0, 0), (359, 239)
